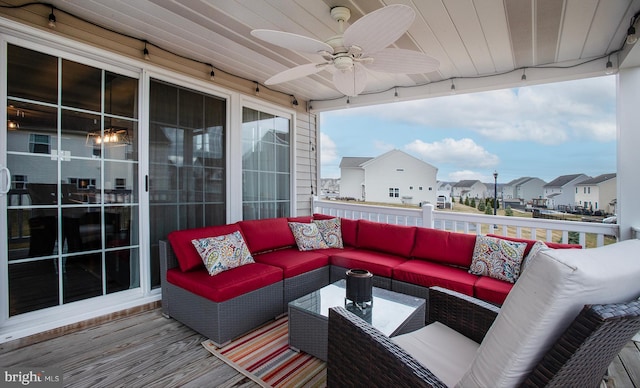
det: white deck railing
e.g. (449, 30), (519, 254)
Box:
(311, 198), (620, 248)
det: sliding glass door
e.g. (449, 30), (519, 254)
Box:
(148, 80), (226, 287)
(3, 44), (139, 316)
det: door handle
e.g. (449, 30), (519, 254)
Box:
(0, 165), (10, 195)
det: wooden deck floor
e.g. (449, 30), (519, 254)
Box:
(0, 308), (638, 387)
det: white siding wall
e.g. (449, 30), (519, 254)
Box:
(340, 168), (365, 200)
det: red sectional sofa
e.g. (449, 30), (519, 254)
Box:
(160, 215), (581, 345)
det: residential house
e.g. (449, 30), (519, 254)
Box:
(340, 150), (438, 205)
(452, 180), (487, 200)
(339, 157), (373, 200)
(502, 177), (546, 204)
(543, 174), (591, 211)
(575, 173), (617, 215)
(1, 1), (639, 345)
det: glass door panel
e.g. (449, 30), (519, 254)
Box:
(4, 44), (140, 317)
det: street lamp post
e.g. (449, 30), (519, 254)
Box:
(493, 171), (498, 215)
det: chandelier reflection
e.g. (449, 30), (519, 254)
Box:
(86, 128), (131, 146)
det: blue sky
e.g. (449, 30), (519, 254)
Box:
(319, 76), (616, 184)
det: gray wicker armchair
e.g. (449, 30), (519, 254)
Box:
(328, 287), (640, 387)
(327, 239), (640, 388)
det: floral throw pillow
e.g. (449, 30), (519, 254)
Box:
(192, 231), (254, 276)
(469, 235), (527, 283)
(289, 222), (329, 251)
(314, 218), (344, 248)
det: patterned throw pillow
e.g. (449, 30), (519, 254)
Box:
(521, 240), (549, 273)
(192, 231), (254, 276)
(469, 235), (527, 283)
(289, 222), (329, 251)
(314, 218), (344, 248)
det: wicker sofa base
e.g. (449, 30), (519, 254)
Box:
(283, 266), (330, 311)
(163, 280), (283, 347)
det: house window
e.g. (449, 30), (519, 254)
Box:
(409, 186), (413, 190)
(28, 134), (50, 154)
(389, 188), (399, 198)
(115, 178), (126, 189)
(419, 186), (423, 190)
(242, 107), (291, 220)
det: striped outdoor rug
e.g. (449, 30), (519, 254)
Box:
(202, 316), (326, 388)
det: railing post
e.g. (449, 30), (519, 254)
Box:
(422, 203), (434, 228)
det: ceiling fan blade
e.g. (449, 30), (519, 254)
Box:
(366, 48), (440, 74)
(343, 4), (415, 55)
(251, 29), (333, 54)
(333, 63), (367, 96)
(265, 63), (326, 85)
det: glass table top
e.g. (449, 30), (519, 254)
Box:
(288, 279), (424, 336)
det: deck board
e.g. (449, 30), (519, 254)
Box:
(1, 308), (638, 387)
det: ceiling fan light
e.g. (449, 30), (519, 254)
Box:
(334, 56), (353, 71)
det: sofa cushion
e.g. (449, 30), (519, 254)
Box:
(473, 276), (514, 305)
(252, 247), (330, 278)
(288, 222), (329, 251)
(330, 249), (407, 278)
(411, 228), (476, 268)
(314, 218), (344, 248)
(168, 223), (245, 272)
(392, 321), (480, 387)
(238, 218), (296, 254)
(459, 239), (640, 388)
(166, 263), (282, 302)
(313, 214), (358, 247)
(469, 235), (527, 283)
(192, 231), (254, 276)
(288, 216), (313, 223)
(487, 233), (582, 256)
(393, 260), (478, 296)
(357, 220), (416, 257)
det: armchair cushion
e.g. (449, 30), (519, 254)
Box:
(459, 239), (640, 387)
(392, 321), (479, 387)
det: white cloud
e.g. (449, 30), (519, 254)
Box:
(320, 132), (338, 163)
(447, 170), (490, 181)
(343, 77), (615, 145)
(373, 140), (394, 152)
(404, 138), (499, 168)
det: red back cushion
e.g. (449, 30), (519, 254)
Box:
(411, 228), (477, 268)
(168, 223), (244, 272)
(238, 218), (295, 254)
(313, 214), (359, 247)
(487, 234), (582, 256)
(356, 220), (416, 257)
(288, 216), (313, 223)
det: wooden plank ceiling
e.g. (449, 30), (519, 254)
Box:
(40, 0), (640, 109)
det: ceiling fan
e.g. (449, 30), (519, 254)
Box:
(251, 4), (440, 97)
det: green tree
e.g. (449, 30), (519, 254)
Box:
(464, 196), (470, 206)
(470, 198), (476, 208)
(505, 206), (513, 216)
(484, 205), (493, 214)
(477, 201), (485, 212)
(459, 196), (463, 204)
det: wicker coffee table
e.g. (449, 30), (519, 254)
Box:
(288, 279), (425, 361)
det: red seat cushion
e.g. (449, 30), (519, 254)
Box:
(393, 260), (478, 296)
(330, 249), (407, 278)
(166, 263), (282, 302)
(411, 228), (477, 267)
(487, 234), (582, 256)
(239, 218), (295, 254)
(252, 248), (330, 278)
(357, 220), (416, 257)
(168, 223), (245, 272)
(474, 276), (514, 305)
